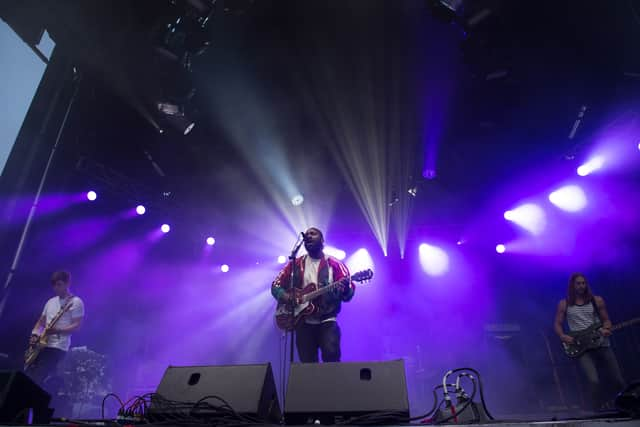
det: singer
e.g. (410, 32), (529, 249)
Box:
(271, 227), (355, 362)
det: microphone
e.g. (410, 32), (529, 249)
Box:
(290, 233), (305, 258)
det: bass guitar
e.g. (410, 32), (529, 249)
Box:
(562, 317), (640, 358)
(275, 269), (373, 331)
(24, 299), (74, 370)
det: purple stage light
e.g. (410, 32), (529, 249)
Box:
(136, 205), (146, 215)
(345, 248), (374, 272)
(422, 168), (437, 180)
(419, 243), (449, 276)
(324, 245), (346, 260)
(206, 236), (216, 246)
(577, 155), (604, 176)
(548, 185), (587, 212)
(637, 142), (640, 151)
(496, 244), (506, 254)
(277, 255), (287, 264)
(86, 190), (97, 201)
(503, 203), (546, 235)
(220, 264), (230, 273)
(161, 224), (170, 233)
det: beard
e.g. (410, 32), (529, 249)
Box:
(305, 242), (322, 253)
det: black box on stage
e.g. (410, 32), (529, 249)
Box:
(149, 363), (281, 423)
(0, 370), (51, 424)
(284, 359), (409, 424)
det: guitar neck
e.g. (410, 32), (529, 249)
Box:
(44, 300), (73, 333)
(295, 269), (371, 304)
(613, 318), (640, 331)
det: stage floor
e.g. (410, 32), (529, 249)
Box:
(451, 417), (639, 426)
(4, 416), (638, 427)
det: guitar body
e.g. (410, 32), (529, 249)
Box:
(275, 283), (320, 331)
(24, 336), (48, 370)
(561, 316), (640, 358)
(24, 298), (75, 370)
(273, 269), (373, 331)
(562, 323), (604, 358)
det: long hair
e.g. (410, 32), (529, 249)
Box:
(566, 272), (593, 305)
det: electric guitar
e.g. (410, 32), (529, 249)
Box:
(562, 317), (640, 358)
(24, 299), (75, 370)
(274, 269), (373, 331)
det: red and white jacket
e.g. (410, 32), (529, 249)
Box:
(271, 254), (355, 321)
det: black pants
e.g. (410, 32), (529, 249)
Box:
(26, 347), (66, 392)
(295, 321), (341, 363)
(576, 347), (626, 410)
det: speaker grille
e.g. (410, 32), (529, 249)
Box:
(285, 360), (409, 422)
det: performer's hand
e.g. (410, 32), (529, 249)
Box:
(29, 334), (39, 345)
(281, 292), (295, 304)
(599, 328), (612, 337)
(336, 278), (350, 293)
(560, 334), (575, 344)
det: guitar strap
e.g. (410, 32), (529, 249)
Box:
(590, 299), (602, 325)
(318, 256), (330, 288)
(590, 297), (612, 348)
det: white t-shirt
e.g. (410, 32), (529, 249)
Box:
(41, 295), (85, 352)
(303, 256), (335, 324)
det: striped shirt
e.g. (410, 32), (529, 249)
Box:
(566, 299), (610, 347)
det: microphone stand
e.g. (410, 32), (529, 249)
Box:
(288, 235), (304, 364)
(281, 234), (303, 422)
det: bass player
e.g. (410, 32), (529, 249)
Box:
(553, 272), (626, 411)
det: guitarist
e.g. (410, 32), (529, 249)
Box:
(271, 227), (355, 363)
(26, 271), (85, 388)
(553, 273), (625, 411)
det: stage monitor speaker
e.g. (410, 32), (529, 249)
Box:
(0, 370), (51, 424)
(284, 359), (409, 424)
(149, 363), (281, 423)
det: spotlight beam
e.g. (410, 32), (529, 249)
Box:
(549, 185), (587, 212)
(503, 203), (546, 235)
(577, 156), (604, 176)
(207, 74), (333, 236)
(302, 57), (396, 255)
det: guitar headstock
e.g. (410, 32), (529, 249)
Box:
(351, 269), (373, 283)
